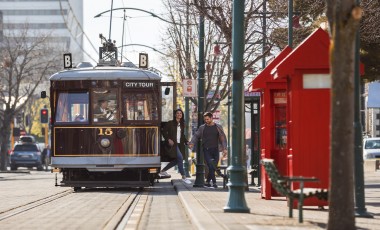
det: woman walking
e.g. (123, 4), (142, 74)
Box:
(159, 109), (192, 184)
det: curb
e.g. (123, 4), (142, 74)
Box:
(0, 170), (31, 174)
(172, 179), (224, 230)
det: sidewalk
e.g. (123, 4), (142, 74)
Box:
(167, 169), (380, 230)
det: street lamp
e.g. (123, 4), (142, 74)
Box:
(353, 0), (372, 218)
(224, 0), (250, 213)
(192, 8), (205, 188)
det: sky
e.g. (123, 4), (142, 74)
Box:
(82, 0), (169, 72)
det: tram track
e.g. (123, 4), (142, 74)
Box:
(0, 189), (73, 221)
(103, 190), (149, 230)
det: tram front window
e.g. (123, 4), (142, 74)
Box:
(93, 89), (118, 123)
(55, 92), (89, 123)
(123, 92), (158, 121)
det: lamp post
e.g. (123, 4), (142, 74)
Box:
(184, 0), (191, 178)
(193, 9), (205, 187)
(288, 0), (293, 48)
(353, 0), (372, 218)
(224, 0), (250, 213)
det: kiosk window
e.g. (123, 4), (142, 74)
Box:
(274, 106), (287, 149)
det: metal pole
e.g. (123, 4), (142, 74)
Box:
(227, 95), (231, 166)
(262, 0), (267, 68)
(108, 0), (114, 40)
(184, 0), (191, 178)
(121, 9), (126, 63)
(224, 0), (250, 213)
(288, 0), (293, 48)
(353, 0), (372, 218)
(193, 9), (205, 187)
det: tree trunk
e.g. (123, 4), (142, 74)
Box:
(0, 113), (12, 171)
(327, 1), (362, 230)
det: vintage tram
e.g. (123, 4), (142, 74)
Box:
(47, 40), (175, 190)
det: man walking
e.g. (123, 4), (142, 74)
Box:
(188, 112), (228, 188)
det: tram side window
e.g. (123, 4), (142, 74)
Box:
(123, 92), (158, 121)
(93, 89), (118, 123)
(55, 92), (89, 123)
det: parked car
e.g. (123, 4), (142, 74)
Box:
(9, 143), (43, 171)
(363, 137), (380, 160)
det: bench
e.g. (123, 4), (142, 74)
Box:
(261, 159), (328, 223)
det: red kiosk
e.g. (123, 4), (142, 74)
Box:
(272, 28), (332, 206)
(251, 28), (337, 207)
(249, 47), (292, 199)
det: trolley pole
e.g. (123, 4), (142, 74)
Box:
(193, 8), (205, 188)
(224, 0), (250, 213)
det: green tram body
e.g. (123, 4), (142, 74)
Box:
(49, 65), (175, 189)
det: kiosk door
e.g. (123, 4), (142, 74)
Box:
(271, 91), (288, 195)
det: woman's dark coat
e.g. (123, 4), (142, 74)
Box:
(162, 120), (188, 159)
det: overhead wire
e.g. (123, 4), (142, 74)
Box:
(58, 0), (98, 63)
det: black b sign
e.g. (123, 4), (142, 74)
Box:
(139, 53), (148, 69)
(63, 53), (72, 69)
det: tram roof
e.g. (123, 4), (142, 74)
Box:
(49, 66), (162, 81)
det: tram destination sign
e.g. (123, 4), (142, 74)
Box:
(123, 82), (156, 88)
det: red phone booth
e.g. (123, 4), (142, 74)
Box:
(271, 28), (332, 207)
(250, 47), (292, 199)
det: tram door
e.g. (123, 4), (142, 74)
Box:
(160, 82), (176, 162)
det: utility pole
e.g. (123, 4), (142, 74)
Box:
(224, 0), (250, 213)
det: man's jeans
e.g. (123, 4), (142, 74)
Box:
(203, 147), (219, 184)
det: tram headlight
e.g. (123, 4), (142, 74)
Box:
(100, 138), (111, 148)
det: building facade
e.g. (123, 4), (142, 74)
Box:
(365, 81), (380, 137)
(0, 0), (83, 64)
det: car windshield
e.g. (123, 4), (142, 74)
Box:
(364, 139), (380, 149)
(20, 136), (35, 143)
(14, 145), (39, 151)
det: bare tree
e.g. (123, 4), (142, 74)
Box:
(0, 26), (61, 171)
(162, 0), (273, 112)
(269, 0), (380, 81)
(326, 1), (362, 229)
